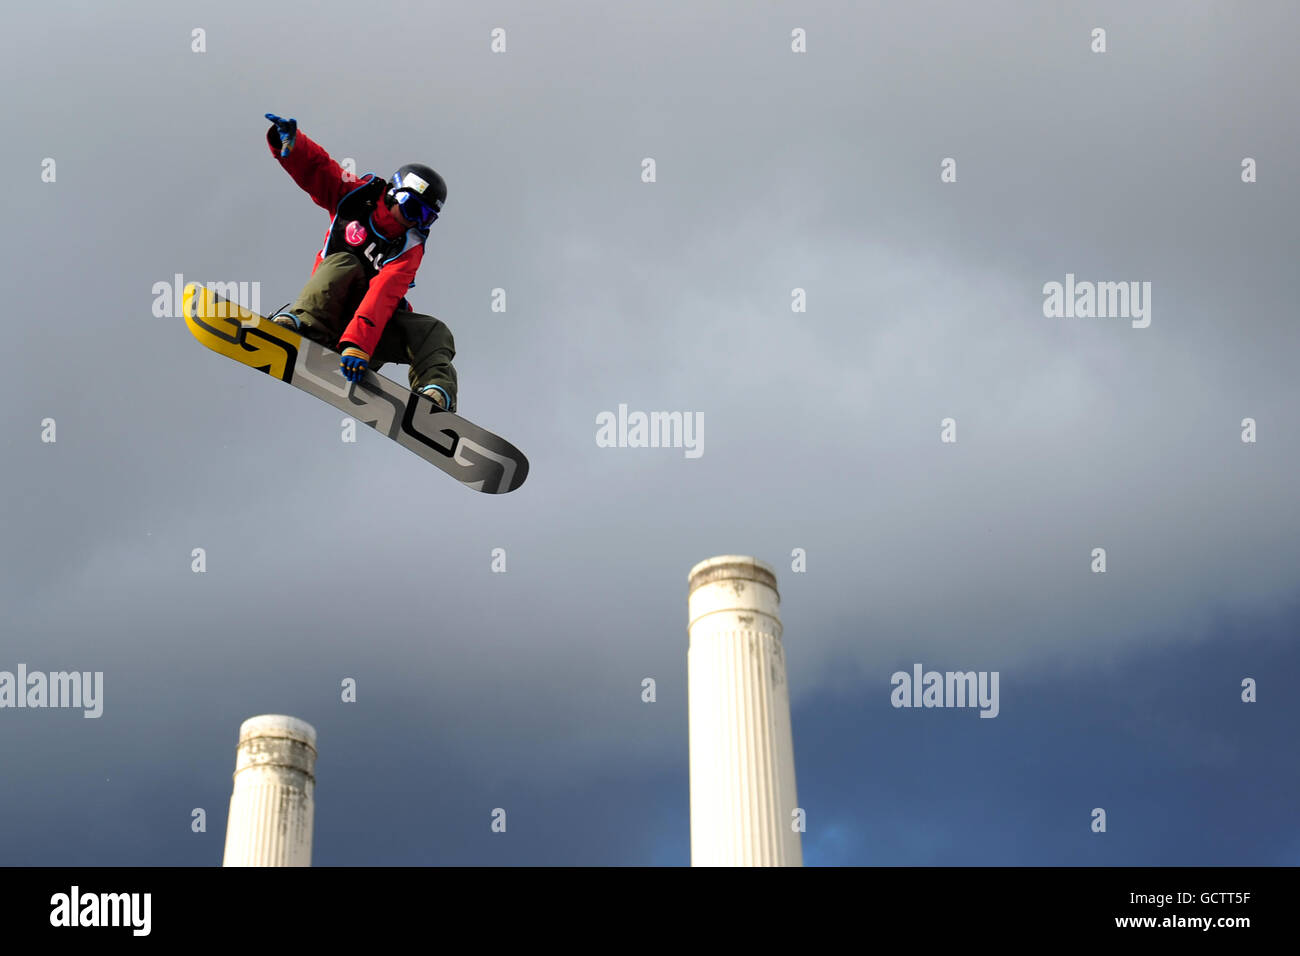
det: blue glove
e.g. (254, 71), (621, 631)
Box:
(265, 113), (298, 157)
(340, 344), (370, 383)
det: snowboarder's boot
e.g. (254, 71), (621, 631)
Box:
(270, 304), (334, 347)
(419, 384), (449, 409)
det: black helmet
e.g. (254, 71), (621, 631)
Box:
(387, 163), (446, 227)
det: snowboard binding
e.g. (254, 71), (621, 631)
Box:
(269, 305), (335, 347)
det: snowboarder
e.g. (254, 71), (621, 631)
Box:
(262, 112), (458, 411)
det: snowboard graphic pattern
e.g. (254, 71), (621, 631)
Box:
(182, 284), (528, 494)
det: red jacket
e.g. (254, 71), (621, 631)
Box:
(267, 128), (425, 355)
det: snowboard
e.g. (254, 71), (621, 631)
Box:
(182, 283), (528, 494)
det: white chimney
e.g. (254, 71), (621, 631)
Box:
(221, 714), (317, 867)
(688, 556), (802, 866)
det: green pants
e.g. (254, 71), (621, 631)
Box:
(282, 251), (458, 409)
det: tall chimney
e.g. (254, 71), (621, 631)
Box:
(221, 714), (317, 867)
(688, 556), (802, 866)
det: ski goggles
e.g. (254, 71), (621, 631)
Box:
(393, 189), (439, 227)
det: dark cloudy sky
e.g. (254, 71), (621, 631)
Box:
(1, 0), (1296, 865)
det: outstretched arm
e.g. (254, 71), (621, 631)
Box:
(263, 112), (355, 214)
